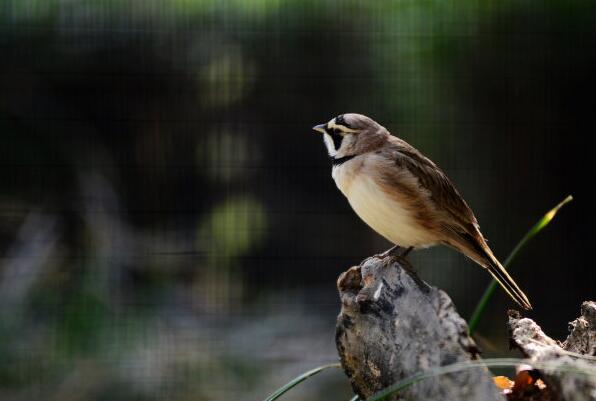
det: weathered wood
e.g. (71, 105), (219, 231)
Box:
(562, 301), (596, 357)
(508, 301), (596, 401)
(335, 255), (504, 401)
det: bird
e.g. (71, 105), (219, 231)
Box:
(313, 113), (532, 310)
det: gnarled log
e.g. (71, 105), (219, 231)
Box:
(335, 255), (503, 401)
(508, 301), (596, 401)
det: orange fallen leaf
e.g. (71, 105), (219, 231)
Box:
(494, 375), (514, 391)
(513, 369), (536, 392)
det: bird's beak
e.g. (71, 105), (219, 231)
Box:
(312, 124), (326, 134)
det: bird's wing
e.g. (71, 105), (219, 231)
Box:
(381, 137), (532, 310)
(383, 136), (478, 233)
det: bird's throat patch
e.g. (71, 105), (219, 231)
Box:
(332, 154), (356, 166)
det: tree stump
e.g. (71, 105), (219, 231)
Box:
(335, 255), (504, 401)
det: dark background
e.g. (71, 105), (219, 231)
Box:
(1, 1), (594, 400)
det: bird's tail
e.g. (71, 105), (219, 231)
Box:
(457, 234), (532, 310)
(483, 253), (532, 310)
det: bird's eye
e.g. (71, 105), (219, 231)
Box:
(331, 128), (342, 135)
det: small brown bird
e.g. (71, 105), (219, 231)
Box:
(313, 113), (532, 310)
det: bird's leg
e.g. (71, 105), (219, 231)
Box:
(400, 246), (413, 258)
(378, 244), (403, 259)
(373, 246), (428, 291)
(377, 245), (430, 292)
(378, 245), (413, 260)
(380, 246), (429, 293)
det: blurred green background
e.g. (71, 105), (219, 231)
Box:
(1, 1), (595, 400)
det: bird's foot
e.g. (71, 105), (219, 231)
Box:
(375, 246), (430, 293)
(377, 245), (413, 260)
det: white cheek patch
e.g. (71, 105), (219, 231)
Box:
(323, 133), (338, 156)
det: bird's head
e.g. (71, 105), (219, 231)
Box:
(312, 113), (387, 160)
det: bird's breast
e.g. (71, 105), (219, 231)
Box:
(332, 161), (436, 248)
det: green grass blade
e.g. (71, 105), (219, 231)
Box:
(366, 357), (596, 401)
(468, 195), (573, 335)
(263, 363), (341, 401)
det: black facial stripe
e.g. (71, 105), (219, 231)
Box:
(335, 114), (352, 129)
(332, 154), (356, 166)
(330, 131), (343, 150)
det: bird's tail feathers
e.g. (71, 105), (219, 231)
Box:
(483, 256), (532, 310)
(456, 233), (532, 310)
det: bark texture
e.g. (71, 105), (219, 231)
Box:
(335, 255), (504, 401)
(508, 301), (596, 401)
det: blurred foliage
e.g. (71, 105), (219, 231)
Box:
(1, 0), (595, 400)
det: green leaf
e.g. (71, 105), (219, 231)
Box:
(263, 363), (341, 401)
(468, 195), (573, 335)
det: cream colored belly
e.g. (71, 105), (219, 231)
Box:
(333, 167), (435, 248)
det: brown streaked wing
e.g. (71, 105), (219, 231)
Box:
(384, 136), (479, 233)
